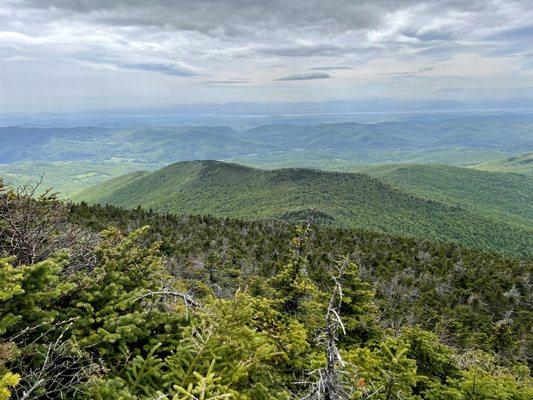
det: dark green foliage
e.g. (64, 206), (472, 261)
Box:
(267, 226), (320, 317)
(70, 203), (532, 364)
(1, 183), (532, 398)
(334, 259), (380, 346)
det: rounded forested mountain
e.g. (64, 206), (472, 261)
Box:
(74, 161), (533, 258)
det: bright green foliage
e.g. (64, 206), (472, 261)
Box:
(0, 259), (23, 301)
(1, 226), (189, 399)
(449, 365), (533, 399)
(121, 344), (165, 397)
(0, 372), (20, 400)
(67, 227), (185, 361)
(344, 337), (419, 399)
(172, 360), (233, 400)
(343, 339), (533, 399)
(0, 256), (73, 336)
(1, 187), (532, 398)
(0, 260), (23, 400)
(0, 256), (75, 399)
(91, 292), (309, 399)
(400, 328), (458, 382)
(0, 259), (24, 335)
(423, 351), (533, 399)
(167, 294), (307, 397)
(168, 293), (308, 397)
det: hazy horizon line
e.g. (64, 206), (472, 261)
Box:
(3, 97), (533, 118)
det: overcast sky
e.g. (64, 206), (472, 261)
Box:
(1, 0), (532, 112)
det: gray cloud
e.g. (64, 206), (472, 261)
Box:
(276, 72), (330, 81)
(19, 1), (396, 34)
(255, 44), (364, 58)
(379, 67), (435, 76)
(10, 1), (530, 68)
(20, 1), (522, 40)
(1, 1), (533, 112)
(204, 79), (250, 84)
(310, 66), (354, 71)
(120, 63), (196, 77)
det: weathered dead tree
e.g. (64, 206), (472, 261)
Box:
(9, 318), (96, 400)
(302, 260), (349, 400)
(0, 176), (68, 264)
(0, 177), (98, 268)
(322, 260), (348, 400)
(133, 289), (201, 309)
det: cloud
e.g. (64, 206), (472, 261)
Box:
(3, 56), (35, 62)
(1, 1), (533, 111)
(120, 63), (196, 77)
(204, 79), (250, 84)
(255, 44), (363, 58)
(11, 2), (533, 44)
(379, 67), (434, 76)
(276, 72), (330, 81)
(17, 1), (397, 35)
(310, 66), (354, 70)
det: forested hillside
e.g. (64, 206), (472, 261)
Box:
(0, 161), (159, 197)
(363, 163), (532, 226)
(75, 160), (533, 258)
(471, 153), (533, 175)
(1, 180), (531, 399)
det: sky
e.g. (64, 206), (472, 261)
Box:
(1, 0), (533, 113)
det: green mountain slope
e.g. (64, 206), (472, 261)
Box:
(0, 161), (158, 197)
(470, 152), (533, 175)
(363, 163), (533, 229)
(74, 160), (533, 257)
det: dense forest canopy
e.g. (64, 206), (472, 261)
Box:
(74, 160), (533, 258)
(1, 179), (531, 399)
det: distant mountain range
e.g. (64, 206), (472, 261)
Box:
(74, 160), (533, 258)
(1, 114), (532, 167)
(3, 99), (533, 126)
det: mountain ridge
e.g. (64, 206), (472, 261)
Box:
(74, 160), (533, 257)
